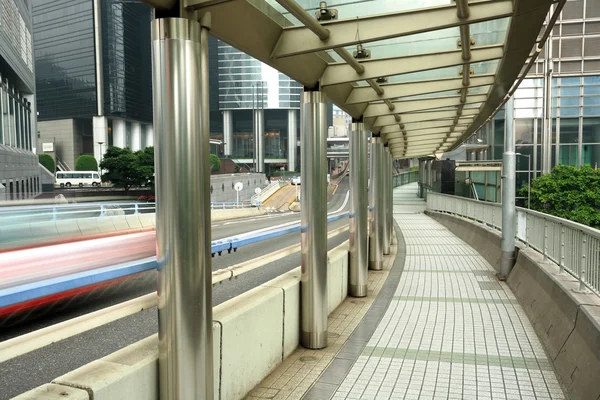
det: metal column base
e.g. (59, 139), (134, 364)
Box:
(301, 330), (327, 350)
(349, 283), (368, 297)
(499, 251), (515, 280)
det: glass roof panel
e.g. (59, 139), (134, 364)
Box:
(259, 0), (453, 27)
(320, 18), (509, 62)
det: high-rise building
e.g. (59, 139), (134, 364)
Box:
(209, 36), (332, 174)
(32, 0), (153, 169)
(0, 0), (39, 200)
(469, 1), (600, 192)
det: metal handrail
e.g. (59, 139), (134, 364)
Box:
(392, 170), (419, 188)
(427, 192), (600, 296)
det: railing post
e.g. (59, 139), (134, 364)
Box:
(558, 225), (565, 274)
(300, 88), (328, 349)
(100, 204), (105, 217)
(580, 234), (588, 292)
(543, 219), (548, 261)
(52, 207), (57, 221)
(152, 15), (213, 399)
(134, 203), (139, 215)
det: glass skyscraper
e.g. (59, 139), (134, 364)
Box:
(210, 36), (332, 174)
(32, 0), (153, 169)
(469, 1), (600, 193)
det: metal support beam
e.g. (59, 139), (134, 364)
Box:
(500, 96), (516, 279)
(274, 0), (330, 41)
(382, 124), (468, 136)
(152, 17), (213, 400)
(382, 146), (391, 255)
(371, 109), (478, 128)
(349, 121), (368, 297)
(300, 89), (328, 349)
(369, 137), (384, 270)
(363, 94), (487, 119)
(345, 75), (494, 105)
(271, 0), (513, 58)
(321, 45), (503, 87)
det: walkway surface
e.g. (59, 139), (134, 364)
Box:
(250, 183), (564, 400)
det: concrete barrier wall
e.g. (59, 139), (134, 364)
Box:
(14, 242), (350, 400)
(427, 211), (600, 400)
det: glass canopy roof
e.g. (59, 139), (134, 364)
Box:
(193, 0), (554, 159)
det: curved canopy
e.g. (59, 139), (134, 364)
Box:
(188, 0), (554, 160)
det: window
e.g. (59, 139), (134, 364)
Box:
(560, 118), (579, 143)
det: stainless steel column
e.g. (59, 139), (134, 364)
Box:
(152, 18), (213, 399)
(500, 96), (516, 279)
(388, 150), (394, 244)
(300, 89), (328, 349)
(223, 110), (233, 156)
(349, 121), (368, 297)
(287, 109), (297, 171)
(369, 137), (383, 270)
(256, 109), (265, 173)
(382, 146), (391, 255)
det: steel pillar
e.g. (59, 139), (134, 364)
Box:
(388, 150), (393, 244)
(349, 121), (368, 297)
(255, 109), (265, 173)
(152, 17), (213, 399)
(500, 96), (516, 279)
(288, 109), (297, 171)
(300, 89), (328, 349)
(369, 137), (384, 270)
(382, 146), (391, 255)
(223, 110), (233, 156)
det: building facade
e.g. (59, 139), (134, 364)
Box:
(471, 0), (600, 192)
(0, 0), (39, 200)
(32, 0), (153, 169)
(210, 36), (333, 174)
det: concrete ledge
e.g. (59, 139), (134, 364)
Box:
(427, 211), (600, 400)
(425, 210), (503, 273)
(12, 383), (89, 400)
(14, 242), (350, 400)
(212, 207), (267, 221)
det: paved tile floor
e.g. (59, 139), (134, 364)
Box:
(331, 183), (564, 400)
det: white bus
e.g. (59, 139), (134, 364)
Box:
(55, 171), (101, 188)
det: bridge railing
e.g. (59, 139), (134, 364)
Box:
(393, 170), (418, 188)
(427, 192), (600, 296)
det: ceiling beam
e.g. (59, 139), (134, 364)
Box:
(321, 45), (504, 87)
(371, 108), (478, 127)
(380, 119), (471, 134)
(384, 130), (464, 140)
(345, 75), (494, 105)
(271, 0), (513, 58)
(363, 94), (487, 119)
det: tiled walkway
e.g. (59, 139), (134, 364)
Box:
(331, 183), (563, 400)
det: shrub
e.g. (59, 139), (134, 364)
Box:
(210, 154), (221, 173)
(138, 195), (148, 202)
(39, 154), (55, 173)
(75, 154), (98, 171)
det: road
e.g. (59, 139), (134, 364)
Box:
(0, 178), (350, 399)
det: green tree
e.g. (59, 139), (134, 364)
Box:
(75, 155), (98, 171)
(99, 147), (145, 193)
(521, 164), (600, 228)
(210, 154), (221, 173)
(135, 146), (155, 190)
(39, 154), (55, 173)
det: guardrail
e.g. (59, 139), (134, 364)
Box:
(0, 211), (349, 311)
(0, 201), (261, 225)
(393, 170), (418, 188)
(250, 181), (283, 206)
(427, 192), (600, 296)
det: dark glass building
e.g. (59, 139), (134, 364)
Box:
(33, 0), (153, 169)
